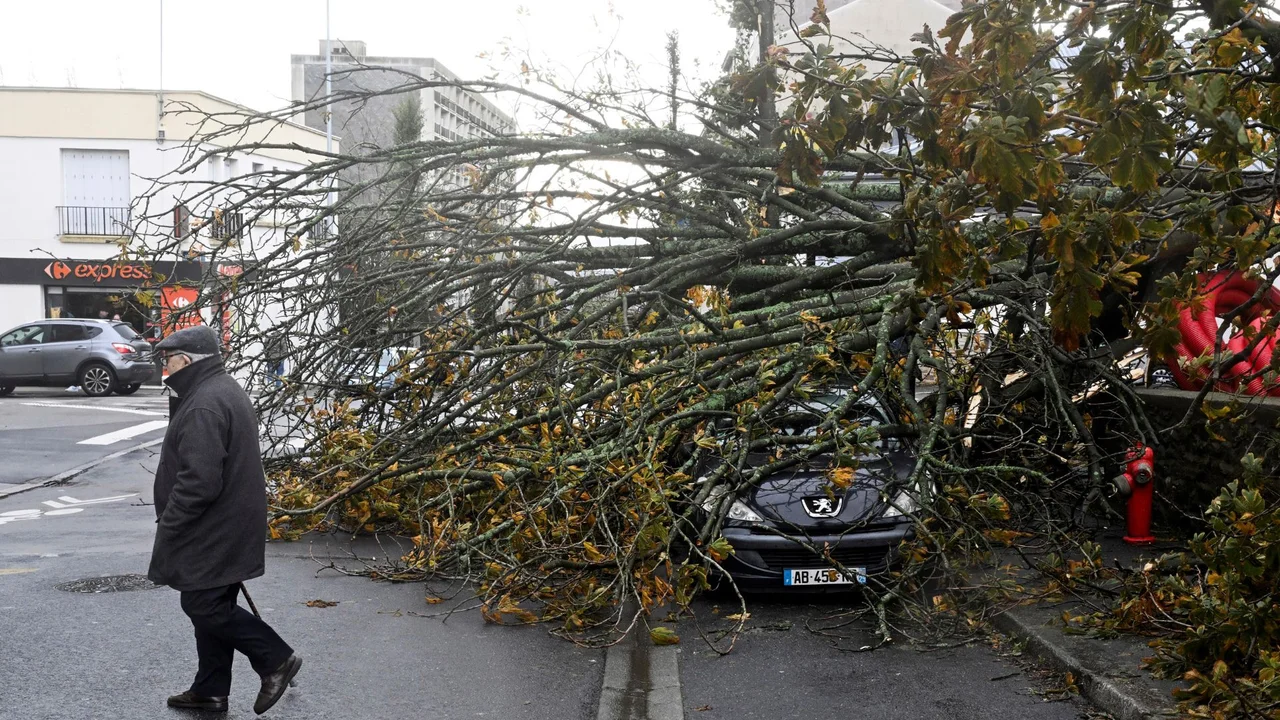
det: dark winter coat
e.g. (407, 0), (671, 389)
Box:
(148, 357), (268, 591)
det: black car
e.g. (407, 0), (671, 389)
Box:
(694, 391), (918, 591)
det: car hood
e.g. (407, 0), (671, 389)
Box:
(743, 453), (914, 531)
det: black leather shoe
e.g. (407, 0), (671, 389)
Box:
(254, 654), (302, 714)
(167, 691), (228, 712)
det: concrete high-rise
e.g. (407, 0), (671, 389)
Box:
(290, 41), (516, 187)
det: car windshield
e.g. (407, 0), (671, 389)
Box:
(774, 392), (889, 446)
(113, 323), (140, 340)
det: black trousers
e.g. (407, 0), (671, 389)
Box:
(179, 584), (294, 697)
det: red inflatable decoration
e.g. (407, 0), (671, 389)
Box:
(1168, 271), (1280, 396)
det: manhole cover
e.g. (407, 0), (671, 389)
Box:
(56, 574), (159, 593)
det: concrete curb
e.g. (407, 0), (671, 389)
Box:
(596, 628), (684, 720)
(993, 608), (1180, 720)
(0, 438), (164, 499)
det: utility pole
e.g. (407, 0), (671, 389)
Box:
(325, 0), (335, 236)
(325, 0), (332, 159)
(756, 0), (778, 149)
(157, 0), (165, 143)
(757, 0), (780, 232)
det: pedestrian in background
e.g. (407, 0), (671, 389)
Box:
(149, 325), (302, 714)
(264, 334), (288, 387)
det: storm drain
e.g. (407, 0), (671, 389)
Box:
(56, 574), (159, 593)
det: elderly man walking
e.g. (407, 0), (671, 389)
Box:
(148, 326), (302, 714)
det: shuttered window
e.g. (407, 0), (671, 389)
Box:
(61, 149), (130, 207)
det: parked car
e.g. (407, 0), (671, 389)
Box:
(333, 346), (422, 397)
(1119, 348), (1178, 389)
(0, 319), (154, 397)
(692, 390), (919, 591)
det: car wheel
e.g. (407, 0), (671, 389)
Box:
(0, 383), (13, 397)
(114, 383), (141, 396)
(79, 363), (116, 397)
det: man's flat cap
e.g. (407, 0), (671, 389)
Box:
(154, 325), (221, 356)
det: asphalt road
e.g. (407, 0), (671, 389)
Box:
(0, 403), (1100, 720)
(0, 387), (169, 486)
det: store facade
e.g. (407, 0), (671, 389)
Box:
(0, 257), (204, 337)
(0, 88), (333, 383)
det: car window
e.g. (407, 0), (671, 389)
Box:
(85, 325), (103, 339)
(773, 397), (892, 453)
(112, 323), (140, 340)
(378, 349), (416, 373)
(50, 324), (88, 343)
(0, 325), (46, 346)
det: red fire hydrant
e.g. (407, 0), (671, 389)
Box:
(1111, 444), (1155, 545)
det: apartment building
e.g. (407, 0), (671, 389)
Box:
(0, 87), (333, 340)
(291, 40), (516, 188)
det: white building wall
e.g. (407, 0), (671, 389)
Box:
(0, 89), (333, 368)
(0, 285), (43, 335)
(0, 136), (183, 260)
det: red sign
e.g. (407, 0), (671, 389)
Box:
(161, 287), (201, 334)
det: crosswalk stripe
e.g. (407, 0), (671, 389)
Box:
(77, 420), (169, 446)
(22, 402), (164, 417)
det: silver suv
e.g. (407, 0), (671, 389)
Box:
(0, 319), (155, 397)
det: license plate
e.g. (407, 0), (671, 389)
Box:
(783, 567), (866, 586)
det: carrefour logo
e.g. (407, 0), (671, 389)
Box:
(44, 261), (72, 280)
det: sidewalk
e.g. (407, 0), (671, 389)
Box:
(989, 530), (1187, 720)
(0, 538), (604, 720)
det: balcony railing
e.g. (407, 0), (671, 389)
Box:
(209, 209), (246, 241)
(58, 206), (130, 237)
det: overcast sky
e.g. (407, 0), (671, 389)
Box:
(0, 0), (739, 119)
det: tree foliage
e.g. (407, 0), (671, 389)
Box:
(135, 0), (1280, 678)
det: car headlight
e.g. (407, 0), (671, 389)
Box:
(881, 487), (918, 519)
(727, 500), (764, 523)
(700, 484), (764, 523)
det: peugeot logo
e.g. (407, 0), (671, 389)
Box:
(802, 496), (844, 518)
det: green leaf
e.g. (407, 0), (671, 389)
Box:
(708, 537), (735, 562)
(1085, 130), (1124, 165)
(650, 626), (681, 646)
(1202, 75), (1228, 112)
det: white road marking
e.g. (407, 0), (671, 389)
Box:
(0, 493), (136, 525)
(42, 494), (136, 509)
(21, 402), (164, 417)
(77, 421), (169, 446)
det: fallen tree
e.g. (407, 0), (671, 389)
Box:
(130, 0), (1280, 704)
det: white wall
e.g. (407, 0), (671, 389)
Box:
(0, 136), (180, 259)
(0, 284), (44, 334)
(0, 135), (316, 261)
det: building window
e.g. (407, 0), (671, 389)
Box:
(60, 149), (130, 236)
(210, 209), (246, 241)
